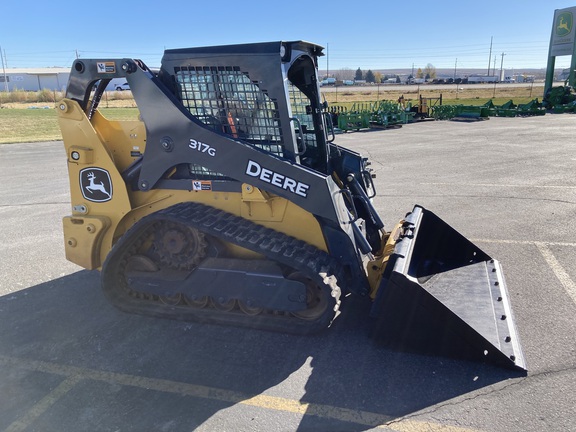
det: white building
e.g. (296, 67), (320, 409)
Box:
(0, 68), (130, 92)
(0, 68), (70, 92)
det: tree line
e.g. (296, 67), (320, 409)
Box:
(325, 64), (437, 84)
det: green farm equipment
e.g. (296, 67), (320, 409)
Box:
(543, 86), (576, 113)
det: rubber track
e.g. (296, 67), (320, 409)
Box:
(102, 202), (344, 334)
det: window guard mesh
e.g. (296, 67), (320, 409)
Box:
(175, 66), (284, 157)
(172, 66), (318, 179)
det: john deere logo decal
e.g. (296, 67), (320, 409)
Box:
(556, 12), (573, 37)
(80, 168), (112, 202)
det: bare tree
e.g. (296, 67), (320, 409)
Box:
(424, 63), (437, 79)
(335, 67), (354, 81)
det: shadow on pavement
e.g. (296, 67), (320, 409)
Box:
(0, 270), (522, 431)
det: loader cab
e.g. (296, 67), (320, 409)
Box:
(286, 54), (334, 175)
(159, 41), (332, 176)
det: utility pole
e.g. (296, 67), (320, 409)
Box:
(455, 58), (458, 99)
(492, 53), (505, 98)
(454, 58), (457, 80)
(326, 43), (329, 79)
(0, 45), (8, 93)
(493, 55), (497, 76)
(487, 36), (493, 76)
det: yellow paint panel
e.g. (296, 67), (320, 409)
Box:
(58, 99), (327, 270)
(62, 216), (110, 269)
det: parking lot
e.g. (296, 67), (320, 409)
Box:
(0, 114), (575, 431)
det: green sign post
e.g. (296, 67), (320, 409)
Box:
(544, 7), (576, 96)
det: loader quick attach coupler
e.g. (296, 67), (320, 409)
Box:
(370, 205), (526, 372)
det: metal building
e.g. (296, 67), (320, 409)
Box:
(0, 68), (70, 92)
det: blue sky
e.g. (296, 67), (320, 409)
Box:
(1, 0), (575, 72)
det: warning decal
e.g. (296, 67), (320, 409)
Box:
(192, 180), (212, 191)
(96, 62), (116, 74)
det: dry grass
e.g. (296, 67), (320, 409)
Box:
(0, 106), (140, 144)
(0, 108), (61, 144)
(0, 90), (137, 109)
(1, 85), (545, 109)
(0, 84), (547, 144)
(322, 84), (545, 106)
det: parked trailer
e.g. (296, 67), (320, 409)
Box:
(468, 76), (499, 84)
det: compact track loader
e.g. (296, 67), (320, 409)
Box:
(58, 41), (526, 370)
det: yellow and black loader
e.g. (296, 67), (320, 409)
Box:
(57, 41), (525, 371)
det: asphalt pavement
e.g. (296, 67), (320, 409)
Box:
(0, 114), (575, 431)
